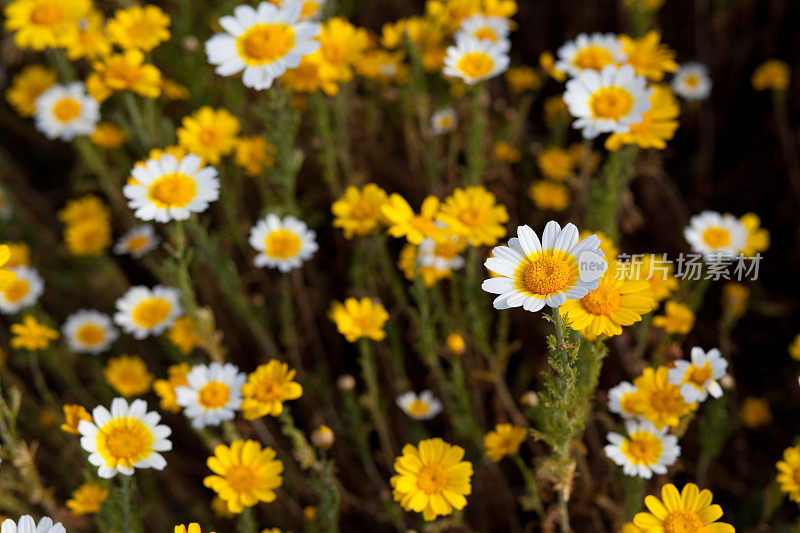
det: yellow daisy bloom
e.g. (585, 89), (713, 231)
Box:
(483, 423), (527, 462)
(633, 483), (734, 532)
(633, 366), (696, 429)
(162, 79), (190, 100)
(381, 194), (440, 245)
(64, 10), (111, 60)
(204, 439), (284, 514)
(605, 85), (680, 151)
(63, 217), (112, 257)
(90, 122), (128, 149)
(446, 332), (466, 355)
(103, 355), (154, 397)
(153, 362), (191, 413)
(328, 297), (389, 343)
(529, 181), (570, 212)
(390, 438), (473, 521)
(740, 396), (771, 429)
(437, 186), (508, 246)
(355, 49), (409, 85)
(10, 315), (59, 351)
(0, 242), (29, 269)
(58, 195), (110, 225)
(331, 184), (389, 239)
(618, 522), (642, 533)
(281, 52), (342, 96)
(241, 360), (303, 420)
(234, 136), (276, 178)
(752, 59), (790, 92)
(66, 482), (109, 515)
(635, 254), (679, 302)
(60, 404), (92, 435)
(167, 315), (205, 355)
(505, 66), (541, 93)
(317, 17), (371, 83)
(620, 31), (678, 82)
(177, 107), (241, 165)
(106, 5), (170, 52)
(652, 301), (695, 335)
(86, 49), (162, 103)
(777, 446), (800, 503)
(0, 245), (17, 290)
(739, 212), (769, 256)
(493, 141), (522, 163)
(536, 147), (575, 180)
(4, 0), (91, 51)
(5, 65), (57, 117)
(175, 525), (215, 533)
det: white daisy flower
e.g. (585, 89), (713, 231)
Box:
(607, 380), (641, 419)
(113, 285), (182, 339)
(33, 82), (99, 141)
(430, 107), (458, 135)
(683, 210), (747, 260)
(672, 62), (712, 101)
(175, 362), (247, 429)
(667, 346), (728, 404)
(62, 309), (119, 355)
(0, 266), (44, 315)
(396, 390), (443, 420)
(205, 0), (322, 90)
(114, 224), (160, 258)
(455, 15), (511, 52)
(482, 221), (607, 312)
(248, 213), (318, 272)
(0, 185), (12, 221)
(555, 32), (626, 78)
(78, 397), (172, 478)
(603, 419), (680, 479)
(0, 516), (65, 533)
(123, 154), (219, 223)
(443, 35), (510, 85)
(417, 237), (465, 272)
(563, 64), (652, 139)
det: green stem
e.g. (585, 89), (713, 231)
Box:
(513, 455), (544, 518)
(465, 85), (487, 185)
(120, 475), (134, 533)
(310, 91), (341, 196)
(358, 338), (395, 460)
(586, 146), (638, 240)
(237, 506), (257, 533)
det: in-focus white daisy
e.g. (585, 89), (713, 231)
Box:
(175, 362), (247, 429)
(667, 346), (728, 404)
(62, 309), (119, 355)
(124, 153), (219, 223)
(0, 266), (44, 315)
(33, 82), (99, 141)
(563, 64), (652, 139)
(683, 210), (747, 260)
(78, 397), (172, 478)
(248, 213), (318, 272)
(0, 516), (65, 533)
(672, 62), (712, 101)
(205, 0), (322, 90)
(482, 221), (607, 312)
(455, 15), (511, 52)
(430, 107), (458, 135)
(113, 285), (182, 339)
(0, 185), (12, 221)
(607, 381), (642, 419)
(114, 224), (160, 258)
(396, 390), (443, 420)
(443, 35), (510, 85)
(555, 32), (626, 78)
(604, 419), (680, 479)
(417, 237), (465, 272)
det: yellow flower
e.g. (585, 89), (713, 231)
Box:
(482, 0), (518, 18)
(153, 362), (191, 413)
(505, 66), (541, 93)
(652, 301), (695, 335)
(605, 85), (679, 151)
(58, 195), (110, 225)
(493, 141), (522, 163)
(317, 17), (370, 83)
(778, 446), (800, 502)
(529, 181), (570, 212)
(539, 51), (566, 82)
(483, 423), (527, 462)
(536, 147), (574, 180)
(633, 366), (696, 429)
(397, 243), (452, 287)
(618, 522), (642, 533)
(281, 52), (340, 96)
(721, 282), (749, 319)
(740, 396), (771, 429)
(1, 242), (30, 268)
(560, 261), (656, 339)
(752, 59), (790, 91)
(162, 79), (190, 100)
(177, 107), (241, 165)
(103, 355), (153, 397)
(64, 10), (110, 60)
(328, 297), (389, 343)
(175, 524), (215, 533)
(437, 186), (508, 246)
(269, 0), (325, 19)
(390, 438), (473, 521)
(234, 136), (276, 178)
(204, 439), (284, 514)
(241, 360), (303, 419)
(66, 482), (109, 515)
(89, 122), (127, 149)
(789, 333), (800, 361)
(4, 0), (91, 51)
(381, 194), (440, 245)
(446, 332), (466, 355)
(64, 217), (112, 256)
(167, 315), (205, 355)
(86, 49), (162, 103)
(331, 184), (389, 239)
(739, 212), (769, 256)
(106, 5), (170, 52)
(5, 65), (57, 117)
(60, 404), (92, 435)
(620, 31), (678, 82)
(634, 483), (734, 532)
(10, 315), (59, 350)
(355, 49), (409, 85)
(635, 254), (678, 302)
(0, 245), (16, 290)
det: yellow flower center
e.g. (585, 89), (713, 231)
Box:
(350, 200), (375, 220)
(264, 230), (302, 259)
(127, 235), (149, 252)
(97, 417), (153, 467)
(580, 284), (621, 316)
(131, 298), (172, 328)
(519, 255), (575, 296)
(474, 28), (498, 42)
(237, 24), (296, 65)
(76, 324), (105, 346)
(253, 379), (283, 403)
(620, 393), (641, 416)
(456, 52), (495, 79)
(684, 362), (712, 389)
(416, 463), (448, 494)
(3, 278), (30, 303)
(438, 116), (453, 129)
(589, 87), (635, 120)
(407, 399), (430, 416)
(53, 98), (81, 122)
(663, 509), (705, 533)
(701, 227), (730, 248)
(30, 0), (62, 26)
(198, 381), (230, 409)
(225, 465), (258, 492)
(620, 431), (662, 465)
(648, 387), (684, 413)
(433, 241), (458, 260)
(457, 206), (487, 228)
(147, 173), (197, 208)
(684, 75), (699, 88)
(301, 0), (320, 18)
(572, 46), (615, 70)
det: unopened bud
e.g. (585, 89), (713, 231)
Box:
(311, 425), (334, 449)
(337, 374), (356, 391)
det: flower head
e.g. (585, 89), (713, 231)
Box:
(332, 184), (389, 239)
(483, 423), (527, 462)
(104, 355), (154, 397)
(90, 123), (128, 149)
(529, 181), (570, 212)
(740, 212), (769, 256)
(0, 266), (43, 314)
(153, 363), (191, 413)
(5, 65), (57, 117)
(536, 147), (574, 180)
(633, 483), (734, 532)
(454, 14), (511, 51)
(0, 516), (65, 533)
(652, 301), (695, 335)
(777, 446), (800, 502)
(34, 82), (99, 141)
(61, 404), (92, 435)
(620, 31), (677, 82)
(4, 0), (91, 50)
(113, 285), (182, 339)
(175, 362), (247, 429)
(604, 419), (680, 479)
(437, 186), (508, 246)
(667, 346), (728, 404)
(382, 194), (441, 245)
(249, 214), (318, 272)
(633, 366), (696, 429)
(106, 5), (170, 51)
(671, 62), (712, 101)
(63, 10), (110, 60)
(430, 107), (458, 135)
(176, 107), (240, 165)
(316, 17), (370, 83)
(556, 32), (626, 77)
(752, 59), (790, 92)
(505, 66), (541, 93)
(241, 360), (303, 419)
(86, 49), (162, 102)
(234, 136), (275, 177)
(328, 297), (389, 342)
(605, 85), (679, 151)
(396, 390), (443, 420)
(114, 224), (160, 258)
(62, 309), (119, 354)
(167, 315), (205, 354)
(740, 396), (771, 429)
(607, 381), (645, 419)
(175, 525), (215, 533)
(443, 35), (509, 85)
(11, 315), (59, 350)
(66, 482), (109, 515)
(684, 210), (747, 260)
